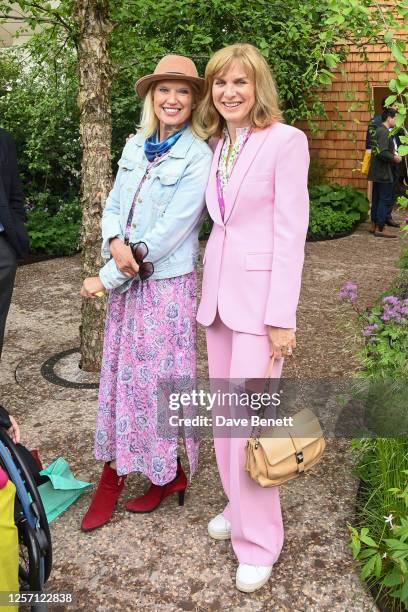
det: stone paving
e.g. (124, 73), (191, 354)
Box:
(0, 216), (404, 611)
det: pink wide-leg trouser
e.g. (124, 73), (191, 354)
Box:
(206, 313), (284, 566)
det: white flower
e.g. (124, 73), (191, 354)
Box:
(382, 552), (387, 559)
(384, 513), (394, 528)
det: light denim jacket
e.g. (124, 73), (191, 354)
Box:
(99, 126), (213, 291)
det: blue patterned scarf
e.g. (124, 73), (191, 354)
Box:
(144, 125), (186, 162)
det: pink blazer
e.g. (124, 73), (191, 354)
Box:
(196, 122), (310, 335)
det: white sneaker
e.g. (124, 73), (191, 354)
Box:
(207, 513), (231, 540)
(236, 564), (273, 593)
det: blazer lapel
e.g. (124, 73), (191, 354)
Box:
(223, 128), (269, 223)
(206, 138), (224, 226)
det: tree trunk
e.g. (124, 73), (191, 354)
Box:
(74, 0), (113, 371)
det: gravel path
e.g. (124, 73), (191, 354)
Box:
(0, 215), (403, 611)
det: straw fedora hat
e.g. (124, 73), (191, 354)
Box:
(135, 54), (204, 98)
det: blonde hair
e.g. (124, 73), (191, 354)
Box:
(139, 82), (207, 139)
(198, 43), (283, 138)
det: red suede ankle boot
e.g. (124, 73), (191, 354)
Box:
(125, 459), (187, 513)
(81, 462), (126, 531)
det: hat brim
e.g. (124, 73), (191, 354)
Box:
(134, 74), (205, 99)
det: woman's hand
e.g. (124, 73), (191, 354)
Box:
(109, 238), (139, 278)
(267, 326), (296, 360)
(81, 276), (106, 298)
(7, 416), (20, 444)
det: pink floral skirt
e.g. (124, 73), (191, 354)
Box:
(94, 272), (199, 484)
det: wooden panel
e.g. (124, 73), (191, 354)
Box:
(299, 31), (404, 191)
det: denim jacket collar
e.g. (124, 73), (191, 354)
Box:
(133, 125), (195, 160)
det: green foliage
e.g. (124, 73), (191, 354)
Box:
(0, 47), (82, 256)
(343, 253), (408, 609)
(1, 0), (406, 257)
(308, 206), (355, 238)
(199, 213), (213, 240)
(349, 519), (408, 605)
(26, 199), (81, 256)
(105, 0), (356, 159)
(356, 271), (408, 378)
(308, 183), (369, 239)
(4, 0), (403, 159)
(110, 0), (335, 126)
(308, 157), (337, 188)
(359, 317), (408, 379)
(0, 48), (81, 216)
(310, 183), (370, 217)
(350, 451), (408, 610)
(399, 247), (408, 271)
(107, 0), (405, 126)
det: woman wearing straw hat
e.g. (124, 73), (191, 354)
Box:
(80, 55), (212, 531)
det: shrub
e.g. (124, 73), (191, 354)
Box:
(310, 183), (369, 217)
(308, 205), (355, 238)
(0, 49), (81, 217)
(26, 199), (81, 256)
(308, 183), (369, 239)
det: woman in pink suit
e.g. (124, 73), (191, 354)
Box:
(197, 44), (310, 593)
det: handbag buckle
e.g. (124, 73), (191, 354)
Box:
(295, 451), (304, 464)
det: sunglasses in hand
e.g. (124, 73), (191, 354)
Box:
(129, 241), (154, 281)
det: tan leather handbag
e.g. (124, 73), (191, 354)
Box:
(245, 358), (326, 487)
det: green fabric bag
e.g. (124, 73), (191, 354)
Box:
(38, 457), (92, 523)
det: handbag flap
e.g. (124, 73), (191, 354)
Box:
(257, 408), (324, 466)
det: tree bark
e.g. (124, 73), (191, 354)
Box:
(74, 0), (113, 371)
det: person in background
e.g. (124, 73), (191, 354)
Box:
(80, 55), (212, 531)
(197, 43), (309, 593)
(366, 98), (402, 228)
(368, 107), (402, 238)
(366, 97), (394, 149)
(0, 129), (29, 359)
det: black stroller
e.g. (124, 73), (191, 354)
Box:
(0, 405), (52, 609)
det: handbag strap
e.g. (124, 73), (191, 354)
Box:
(249, 356), (275, 441)
(249, 353), (304, 442)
